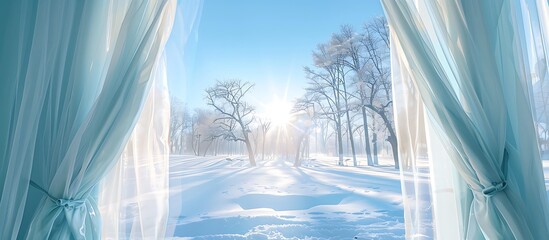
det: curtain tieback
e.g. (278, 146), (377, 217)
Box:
(29, 181), (86, 210)
(475, 148), (510, 198)
(482, 181), (507, 197)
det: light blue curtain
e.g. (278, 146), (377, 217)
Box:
(0, 0), (176, 239)
(384, 0), (549, 239)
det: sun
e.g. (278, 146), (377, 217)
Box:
(267, 99), (292, 127)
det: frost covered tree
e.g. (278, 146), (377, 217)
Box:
(305, 58), (346, 166)
(292, 112), (313, 167)
(304, 17), (398, 169)
(334, 25), (375, 166)
(205, 80), (257, 166)
(328, 32), (359, 166)
(169, 97), (187, 154)
(293, 97), (319, 166)
(190, 109), (226, 156)
(359, 17), (399, 169)
(258, 118), (271, 161)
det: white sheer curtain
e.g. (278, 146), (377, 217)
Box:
(0, 0), (176, 239)
(385, 0), (549, 239)
(98, 1), (202, 239)
(98, 56), (171, 239)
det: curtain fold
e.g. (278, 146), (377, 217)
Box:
(98, 55), (171, 239)
(390, 30), (435, 239)
(98, 1), (202, 238)
(0, 0), (176, 239)
(384, 0), (549, 239)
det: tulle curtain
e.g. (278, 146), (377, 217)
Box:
(0, 0), (176, 239)
(98, 1), (202, 238)
(384, 0), (549, 239)
(98, 56), (171, 240)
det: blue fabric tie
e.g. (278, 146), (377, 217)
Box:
(477, 148), (509, 198)
(29, 181), (86, 210)
(482, 181), (507, 197)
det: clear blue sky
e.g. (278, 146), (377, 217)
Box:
(167, 0), (384, 112)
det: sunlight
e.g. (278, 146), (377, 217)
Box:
(267, 99), (292, 127)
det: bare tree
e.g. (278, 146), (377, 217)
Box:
(329, 30), (358, 166)
(302, 17), (398, 169)
(169, 97), (186, 154)
(191, 109), (225, 156)
(360, 17), (399, 169)
(335, 25), (375, 166)
(287, 109), (313, 167)
(305, 43), (346, 166)
(258, 118), (271, 161)
(294, 97), (319, 166)
(205, 80), (257, 166)
(189, 110), (201, 156)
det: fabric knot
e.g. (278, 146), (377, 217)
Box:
(482, 181), (507, 197)
(56, 198), (86, 210)
(29, 180), (86, 210)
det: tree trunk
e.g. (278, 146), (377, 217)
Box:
(262, 132), (266, 161)
(342, 82), (357, 166)
(214, 139), (219, 156)
(203, 140), (214, 157)
(387, 134), (399, 169)
(253, 133), (258, 158)
(179, 134), (184, 154)
(191, 135), (198, 156)
(380, 113), (399, 169)
(366, 106), (399, 169)
(345, 111), (357, 166)
(373, 132), (378, 165)
(332, 78), (344, 166)
(306, 135), (310, 158)
(336, 122), (344, 166)
(197, 135), (201, 156)
(294, 135), (304, 167)
(243, 133), (256, 166)
(362, 106), (374, 166)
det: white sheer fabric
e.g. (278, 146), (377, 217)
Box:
(392, 34), (470, 239)
(99, 56), (171, 239)
(385, 0), (549, 239)
(390, 32), (432, 239)
(99, 1), (202, 239)
(0, 0), (176, 239)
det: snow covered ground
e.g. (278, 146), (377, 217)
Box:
(166, 155), (407, 239)
(165, 155), (549, 239)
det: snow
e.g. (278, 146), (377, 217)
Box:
(166, 155), (405, 239)
(165, 154), (549, 239)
